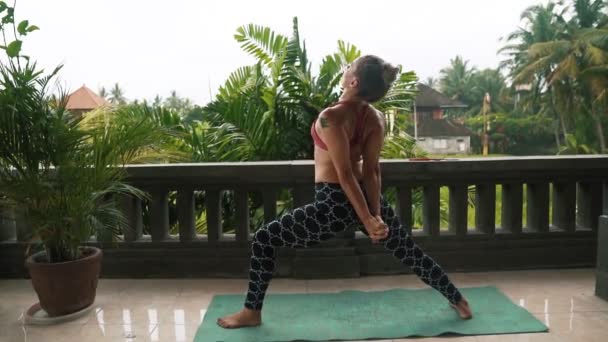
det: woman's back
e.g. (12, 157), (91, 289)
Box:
(312, 101), (384, 183)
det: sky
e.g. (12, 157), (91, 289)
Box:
(18, 0), (547, 105)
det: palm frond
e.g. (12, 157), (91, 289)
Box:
(234, 24), (288, 66)
(218, 66), (255, 100)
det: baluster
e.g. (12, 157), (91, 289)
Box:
(235, 189), (250, 242)
(206, 189), (223, 243)
(475, 184), (496, 234)
(501, 183), (523, 233)
(177, 187), (196, 242)
(15, 208), (31, 242)
(423, 185), (440, 236)
(552, 182), (576, 232)
(577, 182), (602, 231)
(96, 195), (117, 243)
(0, 206), (16, 241)
(396, 185), (412, 234)
(150, 188), (170, 242)
(527, 182), (550, 232)
(448, 184), (468, 236)
(263, 188), (278, 225)
(120, 194), (143, 242)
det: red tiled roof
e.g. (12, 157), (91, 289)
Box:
(66, 85), (108, 110)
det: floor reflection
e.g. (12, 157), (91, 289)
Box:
(0, 269), (606, 342)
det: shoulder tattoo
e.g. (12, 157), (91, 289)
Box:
(320, 117), (329, 128)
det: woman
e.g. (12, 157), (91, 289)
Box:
(218, 55), (473, 329)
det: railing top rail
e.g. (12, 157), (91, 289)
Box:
(124, 155), (608, 186)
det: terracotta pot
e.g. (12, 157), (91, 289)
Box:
(25, 247), (102, 317)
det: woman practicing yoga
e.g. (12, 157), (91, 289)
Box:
(217, 55), (473, 329)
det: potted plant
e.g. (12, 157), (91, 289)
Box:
(0, 3), (169, 317)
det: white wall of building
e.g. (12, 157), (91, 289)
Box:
(416, 136), (471, 154)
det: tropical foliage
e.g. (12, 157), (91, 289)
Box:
(197, 17), (419, 161)
(0, 63), (173, 262)
(0, 3), (175, 262)
(501, 0), (608, 153)
(465, 113), (555, 155)
(439, 56), (511, 117)
(431, 0), (607, 155)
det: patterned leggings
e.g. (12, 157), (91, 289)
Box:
(245, 182), (463, 310)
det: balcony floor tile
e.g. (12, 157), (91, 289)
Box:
(1, 268), (606, 342)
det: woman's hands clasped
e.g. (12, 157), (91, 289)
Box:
(364, 215), (389, 243)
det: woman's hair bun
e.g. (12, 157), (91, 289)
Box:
(383, 63), (400, 85)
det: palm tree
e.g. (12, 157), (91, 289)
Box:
(499, 2), (566, 73)
(98, 86), (108, 100)
(571, 0), (606, 28)
(514, 0), (608, 152)
(108, 83), (126, 105)
(467, 68), (510, 115)
(163, 90), (193, 113)
(152, 95), (162, 107)
(439, 56), (477, 104)
(499, 1), (566, 122)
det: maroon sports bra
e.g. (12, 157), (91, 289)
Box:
(311, 100), (369, 151)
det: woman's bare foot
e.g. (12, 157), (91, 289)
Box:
(450, 298), (473, 320)
(217, 307), (262, 329)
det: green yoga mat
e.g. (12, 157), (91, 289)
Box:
(195, 286), (547, 342)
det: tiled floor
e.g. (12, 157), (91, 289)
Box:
(1, 269), (607, 342)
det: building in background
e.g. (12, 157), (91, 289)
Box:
(408, 83), (472, 154)
(65, 85), (108, 117)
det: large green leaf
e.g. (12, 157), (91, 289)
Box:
(17, 20), (28, 35)
(6, 40), (21, 57)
